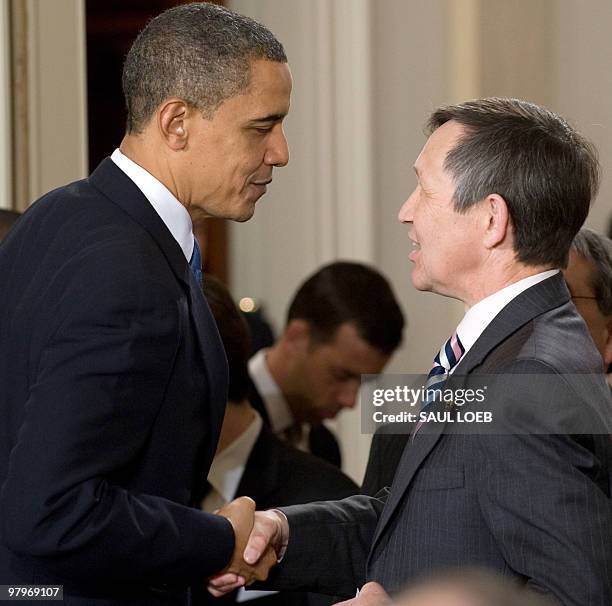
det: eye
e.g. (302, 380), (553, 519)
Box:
(254, 126), (273, 134)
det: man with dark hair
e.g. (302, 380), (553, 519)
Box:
(248, 261), (404, 467)
(211, 98), (612, 606)
(564, 227), (612, 377)
(198, 277), (357, 606)
(0, 3), (290, 603)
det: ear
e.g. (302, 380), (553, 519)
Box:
(604, 318), (612, 367)
(283, 319), (311, 353)
(482, 194), (510, 250)
(157, 98), (189, 150)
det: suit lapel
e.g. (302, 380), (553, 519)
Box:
(88, 158), (228, 421)
(454, 272), (570, 375)
(369, 406), (445, 555)
(369, 273), (570, 557)
(234, 428), (280, 506)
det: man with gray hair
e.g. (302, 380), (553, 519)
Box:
(0, 3), (290, 604)
(211, 98), (612, 606)
(564, 227), (612, 379)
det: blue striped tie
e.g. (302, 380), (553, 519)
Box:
(189, 238), (203, 288)
(413, 331), (465, 438)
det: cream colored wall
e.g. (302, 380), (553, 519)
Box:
(23, 0), (88, 205)
(555, 0), (612, 233)
(1, 0), (87, 211)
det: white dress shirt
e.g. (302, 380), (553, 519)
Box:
(452, 269), (559, 373)
(248, 349), (310, 452)
(201, 411), (263, 513)
(110, 148), (194, 261)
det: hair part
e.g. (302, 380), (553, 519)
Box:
(123, 2), (287, 133)
(572, 227), (612, 316)
(427, 97), (600, 268)
(286, 261), (404, 355)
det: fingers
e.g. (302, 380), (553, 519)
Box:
(244, 510), (289, 564)
(207, 573), (245, 597)
(244, 518), (275, 564)
(208, 501), (283, 594)
(360, 582), (389, 598)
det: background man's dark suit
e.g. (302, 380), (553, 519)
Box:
(0, 159), (234, 603)
(361, 429), (408, 497)
(197, 425), (357, 606)
(248, 379), (342, 468)
(266, 274), (612, 606)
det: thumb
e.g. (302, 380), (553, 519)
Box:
(360, 582), (389, 597)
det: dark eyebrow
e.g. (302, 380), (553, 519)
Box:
(248, 113), (286, 124)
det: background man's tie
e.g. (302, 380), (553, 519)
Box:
(413, 331), (465, 438)
(189, 238), (203, 288)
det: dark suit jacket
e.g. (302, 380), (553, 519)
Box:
(196, 426), (358, 606)
(248, 377), (342, 468)
(266, 274), (612, 606)
(361, 429), (408, 497)
(0, 159), (234, 604)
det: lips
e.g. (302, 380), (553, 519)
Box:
(408, 238), (421, 261)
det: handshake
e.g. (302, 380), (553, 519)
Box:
(208, 496), (289, 597)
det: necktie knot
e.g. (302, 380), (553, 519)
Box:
(431, 331), (465, 376)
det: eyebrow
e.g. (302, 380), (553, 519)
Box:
(248, 113), (287, 124)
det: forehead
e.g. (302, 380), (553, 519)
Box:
(415, 120), (466, 177)
(311, 323), (389, 370)
(240, 59), (292, 114)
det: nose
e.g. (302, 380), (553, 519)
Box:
(398, 189), (416, 223)
(264, 124), (289, 167)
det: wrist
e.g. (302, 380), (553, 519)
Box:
(269, 509), (289, 561)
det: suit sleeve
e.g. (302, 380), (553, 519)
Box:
(475, 366), (612, 606)
(263, 494), (386, 598)
(0, 243), (234, 585)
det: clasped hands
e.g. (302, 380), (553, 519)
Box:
(208, 496), (289, 597)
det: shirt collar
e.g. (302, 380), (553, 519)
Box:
(455, 269), (560, 365)
(248, 348), (296, 433)
(207, 411), (263, 503)
(110, 148), (194, 261)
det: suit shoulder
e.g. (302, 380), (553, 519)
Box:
(258, 429), (357, 501)
(485, 302), (602, 374)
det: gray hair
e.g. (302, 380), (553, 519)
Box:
(572, 227), (612, 316)
(122, 2), (287, 133)
(427, 98), (600, 268)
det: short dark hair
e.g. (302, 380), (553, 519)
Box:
(123, 2), (287, 133)
(287, 261), (404, 354)
(203, 276), (251, 403)
(427, 97), (600, 268)
(572, 227), (612, 316)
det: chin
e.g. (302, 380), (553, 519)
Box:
(226, 203), (256, 223)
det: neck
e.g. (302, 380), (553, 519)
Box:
(461, 261), (555, 308)
(265, 343), (302, 422)
(119, 134), (183, 205)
